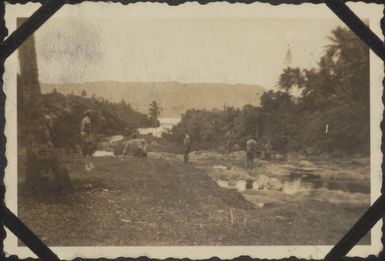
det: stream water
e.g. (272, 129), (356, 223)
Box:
(137, 117), (180, 137)
(216, 175), (369, 195)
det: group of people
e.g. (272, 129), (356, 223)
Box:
(80, 110), (264, 171)
(182, 131), (261, 170)
(80, 111), (193, 170)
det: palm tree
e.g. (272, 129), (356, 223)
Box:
(278, 67), (305, 94)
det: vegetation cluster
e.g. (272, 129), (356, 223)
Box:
(40, 91), (154, 150)
(166, 27), (370, 155)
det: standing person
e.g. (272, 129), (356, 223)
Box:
(246, 137), (257, 170)
(224, 130), (234, 154)
(81, 110), (95, 171)
(183, 133), (191, 164)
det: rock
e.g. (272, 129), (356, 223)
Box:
(256, 202), (265, 208)
(93, 150), (114, 157)
(213, 165), (227, 170)
(108, 135), (124, 143)
(298, 160), (315, 168)
(255, 174), (283, 191)
(267, 178), (283, 191)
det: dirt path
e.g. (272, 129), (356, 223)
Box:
(18, 152), (370, 246)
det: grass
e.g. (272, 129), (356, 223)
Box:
(18, 153), (370, 246)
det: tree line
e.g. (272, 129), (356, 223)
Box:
(40, 90), (155, 151)
(165, 27), (369, 155)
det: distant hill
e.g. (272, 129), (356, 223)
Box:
(41, 81), (266, 117)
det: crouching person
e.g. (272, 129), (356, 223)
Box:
(114, 135), (148, 158)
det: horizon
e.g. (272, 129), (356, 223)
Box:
(20, 8), (346, 90)
(41, 80), (266, 87)
(41, 81), (266, 117)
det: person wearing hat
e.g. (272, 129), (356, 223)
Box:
(246, 136), (257, 170)
(81, 110), (95, 171)
(183, 133), (191, 164)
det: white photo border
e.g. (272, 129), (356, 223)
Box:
(3, 2), (384, 259)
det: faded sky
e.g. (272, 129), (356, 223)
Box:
(21, 4), (348, 89)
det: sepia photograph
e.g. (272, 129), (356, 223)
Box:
(3, 2), (383, 260)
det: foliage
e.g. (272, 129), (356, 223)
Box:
(276, 26), (369, 153)
(149, 100), (161, 127)
(279, 27), (369, 110)
(165, 106), (263, 151)
(42, 91), (152, 150)
(165, 27), (369, 155)
(278, 67), (305, 94)
(260, 90), (293, 113)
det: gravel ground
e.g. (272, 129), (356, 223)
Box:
(18, 152), (370, 246)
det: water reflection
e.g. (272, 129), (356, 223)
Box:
(93, 150), (114, 157)
(216, 176), (369, 194)
(217, 180), (247, 191)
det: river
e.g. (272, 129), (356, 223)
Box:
(137, 117), (181, 137)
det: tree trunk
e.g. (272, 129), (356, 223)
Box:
(17, 18), (72, 193)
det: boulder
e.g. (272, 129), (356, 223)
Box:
(255, 174), (283, 191)
(298, 160), (315, 168)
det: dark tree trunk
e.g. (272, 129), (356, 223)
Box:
(17, 18), (72, 193)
